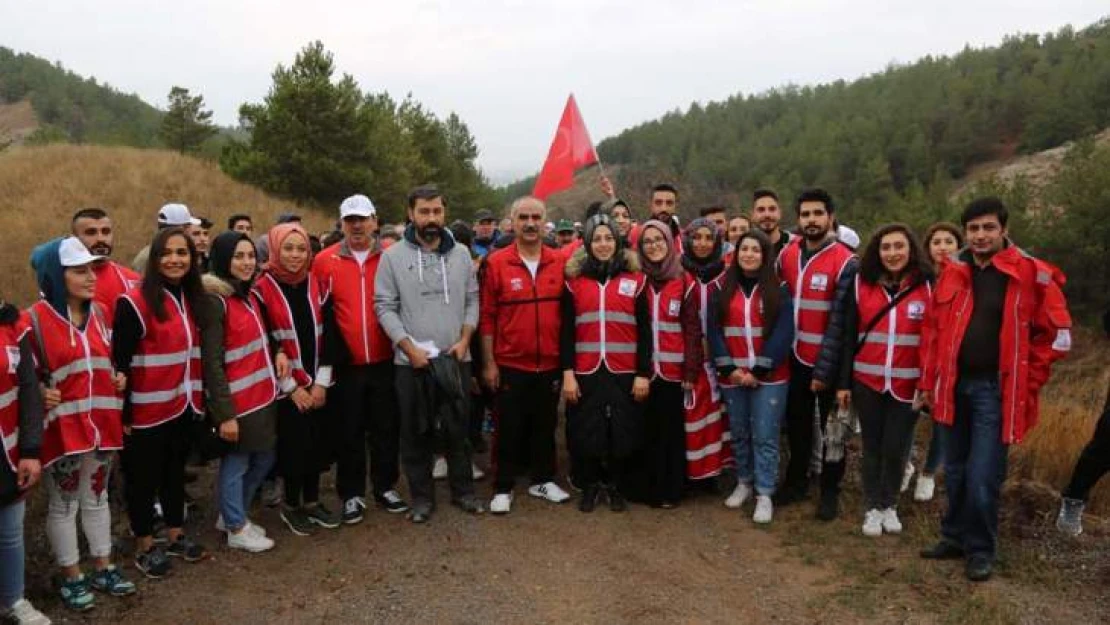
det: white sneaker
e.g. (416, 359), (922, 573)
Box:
(490, 493), (513, 514)
(528, 481), (571, 503)
(7, 598), (51, 625)
(724, 482), (751, 509)
(227, 525), (275, 552)
(472, 463), (485, 480)
(752, 495), (774, 524)
(913, 474), (936, 502)
(862, 509), (883, 537)
(901, 462), (915, 493)
(881, 508), (903, 534)
(216, 515), (266, 537)
(433, 456), (448, 480)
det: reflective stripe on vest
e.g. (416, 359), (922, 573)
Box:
(221, 294), (277, 418)
(853, 362), (921, 379)
(570, 273), (644, 374)
(124, 288), (204, 427)
(720, 284), (789, 385)
(0, 386), (17, 410)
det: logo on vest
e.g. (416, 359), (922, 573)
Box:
(667, 299), (681, 317)
(618, 278), (637, 297)
(510, 277), (524, 292)
(907, 300), (925, 321)
(809, 273), (829, 292)
(5, 346), (18, 374)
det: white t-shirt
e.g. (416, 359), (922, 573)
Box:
(352, 248), (369, 266)
(523, 257), (539, 279)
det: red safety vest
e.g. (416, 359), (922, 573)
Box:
(719, 284), (790, 386)
(852, 277), (932, 403)
(217, 293), (278, 418)
(778, 238), (855, 366)
(28, 302), (123, 467)
(567, 272), (646, 375)
(647, 276), (688, 382)
(93, 261), (140, 330)
(0, 317), (29, 472)
(119, 287), (204, 428)
(254, 272), (324, 388)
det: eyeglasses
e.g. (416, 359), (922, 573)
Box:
(641, 237), (668, 248)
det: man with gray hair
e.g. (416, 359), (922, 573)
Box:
(374, 184), (483, 523)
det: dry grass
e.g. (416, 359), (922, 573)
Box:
(0, 144), (336, 305)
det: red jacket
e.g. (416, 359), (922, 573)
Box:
(479, 244), (565, 372)
(93, 261), (140, 329)
(922, 246), (1072, 444)
(312, 242), (392, 365)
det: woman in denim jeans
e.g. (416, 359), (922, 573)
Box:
(708, 230), (794, 524)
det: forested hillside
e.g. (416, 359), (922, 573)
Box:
(0, 46), (163, 146)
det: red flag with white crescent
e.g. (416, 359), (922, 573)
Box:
(532, 94), (599, 200)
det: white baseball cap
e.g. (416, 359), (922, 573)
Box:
(339, 194), (377, 219)
(58, 236), (104, 267)
(157, 203), (201, 227)
(837, 224), (861, 250)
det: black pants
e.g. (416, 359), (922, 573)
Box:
(640, 378), (686, 505)
(333, 361), (400, 501)
(783, 358), (844, 495)
(853, 383), (919, 510)
(1063, 405), (1110, 501)
(493, 368), (560, 493)
(397, 362), (475, 510)
(122, 413), (191, 538)
(276, 397), (322, 507)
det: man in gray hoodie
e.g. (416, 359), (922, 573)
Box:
(374, 184), (483, 522)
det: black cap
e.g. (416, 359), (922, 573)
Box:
(277, 212), (302, 224)
(473, 209), (495, 223)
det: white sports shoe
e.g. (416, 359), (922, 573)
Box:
(724, 482), (752, 509)
(433, 457), (448, 480)
(228, 524), (275, 553)
(913, 474), (936, 502)
(7, 598), (51, 625)
(752, 495), (774, 524)
(490, 493), (513, 514)
(216, 515), (267, 537)
(901, 462), (915, 493)
(528, 481), (571, 503)
(862, 509), (883, 537)
(881, 508), (903, 534)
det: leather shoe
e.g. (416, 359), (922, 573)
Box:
(919, 540), (965, 560)
(608, 486), (627, 512)
(965, 555), (993, 582)
(816, 490), (840, 521)
(579, 486), (600, 513)
(451, 496), (485, 515)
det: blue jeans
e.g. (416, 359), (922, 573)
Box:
(922, 419), (945, 475)
(0, 500), (25, 609)
(218, 450), (276, 532)
(722, 383), (788, 495)
(940, 378), (1008, 560)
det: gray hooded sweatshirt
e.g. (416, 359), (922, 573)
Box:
(374, 224), (478, 366)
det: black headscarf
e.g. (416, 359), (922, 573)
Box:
(580, 213), (630, 280)
(209, 231), (256, 298)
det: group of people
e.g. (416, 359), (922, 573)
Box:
(0, 175), (1102, 624)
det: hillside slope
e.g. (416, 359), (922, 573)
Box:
(0, 145), (334, 304)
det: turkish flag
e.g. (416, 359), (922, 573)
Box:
(533, 94), (598, 199)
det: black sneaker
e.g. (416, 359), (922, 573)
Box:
(304, 502), (341, 529)
(134, 546), (171, 579)
(579, 486), (600, 513)
(452, 495), (485, 515)
(920, 540), (965, 560)
(772, 483), (808, 507)
(374, 490), (409, 514)
(965, 555), (993, 582)
(607, 486), (627, 512)
(816, 490), (840, 522)
(280, 506), (317, 537)
(166, 535), (207, 562)
(342, 497), (366, 525)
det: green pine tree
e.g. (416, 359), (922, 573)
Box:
(159, 86), (217, 154)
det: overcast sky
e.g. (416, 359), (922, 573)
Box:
(4, 1), (1107, 183)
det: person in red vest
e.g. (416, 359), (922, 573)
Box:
(28, 237), (135, 609)
(835, 224), (934, 538)
(561, 213), (652, 512)
(480, 197), (570, 515)
(113, 227), (209, 578)
(751, 189), (793, 259)
(708, 229), (794, 525)
(254, 223), (340, 535)
(312, 194), (407, 524)
(775, 188), (858, 521)
(679, 217), (731, 485)
(919, 197), (1072, 582)
(70, 208), (141, 329)
(201, 232), (286, 553)
(635, 219), (702, 509)
(0, 299), (49, 625)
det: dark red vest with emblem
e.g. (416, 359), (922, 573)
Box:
(28, 301), (123, 467)
(719, 284), (790, 386)
(120, 287), (204, 428)
(853, 276), (931, 403)
(567, 272), (646, 375)
(647, 275), (688, 382)
(778, 239), (855, 366)
(218, 293), (278, 418)
(254, 272), (323, 388)
(0, 316), (29, 471)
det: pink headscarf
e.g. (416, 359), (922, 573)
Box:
(266, 223), (312, 285)
(637, 219), (683, 285)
